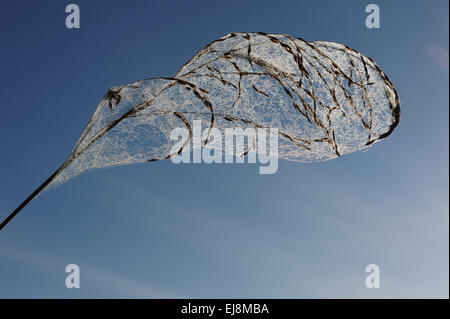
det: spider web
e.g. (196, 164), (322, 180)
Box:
(47, 32), (401, 189)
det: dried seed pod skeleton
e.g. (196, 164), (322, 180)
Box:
(1, 32), (400, 230)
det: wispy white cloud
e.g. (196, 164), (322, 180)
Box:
(428, 43), (449, 72)
(0, 242), (174, 298)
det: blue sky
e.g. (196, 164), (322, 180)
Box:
(0, 0), (448, 298)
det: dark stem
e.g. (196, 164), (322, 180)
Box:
(0, 163), (66, 231)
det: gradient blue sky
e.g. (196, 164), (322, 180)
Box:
(0, 0), (448, 298)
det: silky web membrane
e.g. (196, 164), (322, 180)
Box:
(51, 32), (400, 189)
(1, 32), (400, 230)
